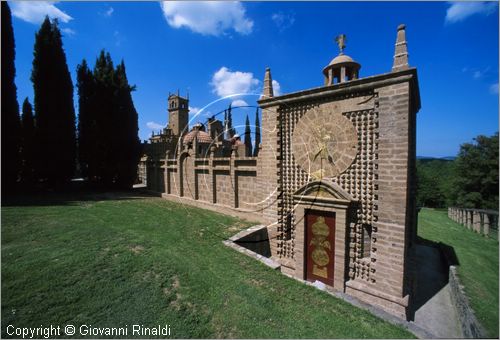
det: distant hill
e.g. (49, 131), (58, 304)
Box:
(417, 156), (456, 161)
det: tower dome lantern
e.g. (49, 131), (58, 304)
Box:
(322, 34), (361, 85)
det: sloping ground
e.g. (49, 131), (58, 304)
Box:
(2, 192), (413, 339)
(418, 208), (499, 338)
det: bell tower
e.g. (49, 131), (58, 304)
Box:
(168, 93), (189, 137)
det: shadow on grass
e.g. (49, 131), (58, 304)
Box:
(408, 236), (459, 320)
(1, 185), (160, 208)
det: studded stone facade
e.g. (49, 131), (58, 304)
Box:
(257, 65), (420, 318)
(144, 25), (421, 320)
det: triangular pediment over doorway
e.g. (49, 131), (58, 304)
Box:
(293, 178), (354, 204)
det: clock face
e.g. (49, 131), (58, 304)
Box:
(292, 106), (358, 179)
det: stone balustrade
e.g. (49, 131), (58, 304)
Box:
(448, 207), (499, 239)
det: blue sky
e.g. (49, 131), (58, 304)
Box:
(9, 1), (499, 157)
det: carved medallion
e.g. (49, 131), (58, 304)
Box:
(310, 216), (331, 278)
(292, 106), (358, 179)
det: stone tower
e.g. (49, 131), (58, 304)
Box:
(258, 24), (420, 319)
(168, 93), (189, 137)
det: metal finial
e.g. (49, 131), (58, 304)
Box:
(335, 34), (346, 55)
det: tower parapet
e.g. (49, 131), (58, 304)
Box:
(167, 93), (189, 137)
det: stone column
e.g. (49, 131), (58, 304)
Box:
(230, 150), (238, 208)
(482, 213), (490, 237)
(340, 66), (346, 83)
(209, 148), (216, 204)
(473, 211), (481, 233)
(466, 211), (472, 229)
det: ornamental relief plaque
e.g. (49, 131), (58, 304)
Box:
(292, 106), (358, 179)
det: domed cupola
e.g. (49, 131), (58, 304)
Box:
(323, 34), (361, 85)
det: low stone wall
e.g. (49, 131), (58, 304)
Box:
(448, 207), (498, 239)
(223, 225), (281, 270)
(439, 242), (486, 338)
(447, 266), (486, 338)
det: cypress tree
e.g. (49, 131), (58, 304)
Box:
(92, 50), (115, 186)
(113, 60), (141, 188)
(2, 2), (21, 192)
(77, 51), (141, 189)
(253, 108), (261, 157)
(20, 98), (36, 184)
(31, 17), (76, 185)
(244, 114), (252, 157)
(76, 59), (96, 181)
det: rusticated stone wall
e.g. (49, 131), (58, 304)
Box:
(144, 67), (420, 321)
(146, 150), (277, 224)
(258, 67), (420, 319)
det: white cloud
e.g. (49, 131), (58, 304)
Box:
(189, 106), (201, 114)
(445, 2), (498, 24)
(231, 99), (248, 107)
(146, 121), (165, 130)
(11, 1), (73, 24)
(98, 6), (114, 17)
(210, 67), (259, 97)
(272, 79), (281, 96)
(490, 83), (499, 94)
(114, 30), (125, 47)
(160, 1), (253, 36)
(271, 11), (295, 32)
(105, 7), (114, 17)
(463, 66), (492, 81)
(61, 28), (76, 36)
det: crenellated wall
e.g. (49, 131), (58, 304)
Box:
(145, 149), (278, 226)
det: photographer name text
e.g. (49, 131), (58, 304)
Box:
(6, 324), (171, 338)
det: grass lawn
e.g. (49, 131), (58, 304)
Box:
(1, 191), (413, 338)
(418, 208), (499, 338)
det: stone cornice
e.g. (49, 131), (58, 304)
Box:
(258, 68), (421, 112)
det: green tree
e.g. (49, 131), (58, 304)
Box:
(1, 2), (21, 192)
(20, 98), (36, 184)
(416, 159), (456, 207)
(416, 161), (446, 207)
(31, 17), (76, 185)
(77, 51), (140, 188)
(92, 50), (115, 186)
(76, 59), (97, 180)
(253, 108), (260, 157)
(451, 132), (499, 209)
(112, 60), (141, 188)
(244, 114), (252, 157)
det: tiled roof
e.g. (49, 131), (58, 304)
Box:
(183, 130), (213, 144)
